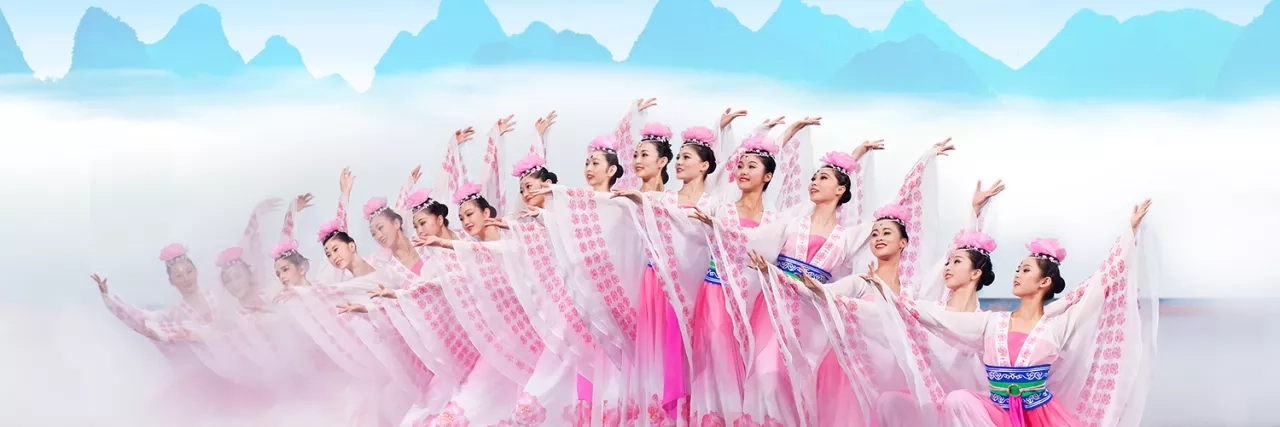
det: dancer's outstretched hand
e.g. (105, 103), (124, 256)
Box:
(972, 180), (1005, 215)
(294, 193), (315, 212)
(337, 302), (367, 314)
(455, 127), (476, 145)
(762, 116), (786, 130)
(91, 274), (108, 294)
(720, 108), (748, 130)
(852, 139), (885, 161)
(536, 111), (557, 136)
(340, 168), (355, 197)
(496, 115), (517, 136)
(1131, 199), (1152, 234)
(934, 137), (955, 156)
(610, 189), (643, 204)
(368, 284), (397, 300)
(636, 98), (658, 112)
(689, 207), (713, 227)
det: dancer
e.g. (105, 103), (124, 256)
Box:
(885, 200), (1154, 427)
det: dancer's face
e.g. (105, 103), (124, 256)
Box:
(674, 145), (708, 182)
(166, 259), (199, 294)
(458, 200), (489, 236)
(368, 214), (399, 249)
(633, 142), (667, 181)
(1012, 257), (1050, 298)
(519, 174), (549, 208)
(412, 210), (444, 240)
(807, 168), (846, 204)
(220, 264), (255, 299)
(944, 253), (978, 290)
(274, 259), (307, 287)
(870, 220), (907, 259)
(584, 151), (615, 189)
(736, 154), (772, 192)
(323, 239), (356, 270)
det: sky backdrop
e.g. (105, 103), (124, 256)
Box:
(0, 0), (1270, 90)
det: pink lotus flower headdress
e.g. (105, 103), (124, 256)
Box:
(317, 218), (345, 244)
(953, 230), (997, 257)
(741, 135), (778, 158)
(1026, 238), (1067, 265)
(406, 188), (436, 214)
(641, 122), (672, 144)
(587, 135), (618, 154)
(453, 181), (484, 205)
(511, 153), (548, 178)
(873, 203), (910, 228)
(158, 243), (190, 265)
(680, 126), (716, 149)
(363, 197), (389, 221)
(820, 151), (859, 177)
(216, 247), (246, 269)
(270, 239), (301, 260)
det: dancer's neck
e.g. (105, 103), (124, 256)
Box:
(946, 285), (980, 312)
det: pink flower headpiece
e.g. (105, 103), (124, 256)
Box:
(158, 243), (190, 265)
(453, 182), (484, 205)
(681, 126), (716, 149)
(270, 239), (300, 260)
(953, 230), (997, 257)
(641, 122), (672, 144)
(511, 153), (547, 178)
(216, 247), (246, 269)
(820, 151), (859, 177)
(873, 203), (910, 228)
(317, 218), (345, 243)
(587, 135), (618, 154)
(363, 197), (389, 221)
(1026, 238), (1067, 265)
(406, 188), (436, 214)
(741, 135), (778, 158)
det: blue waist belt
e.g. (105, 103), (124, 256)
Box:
(776, 254), (832, 284)
(985, 364), (1054, 411)
(704, 260), (722, 285)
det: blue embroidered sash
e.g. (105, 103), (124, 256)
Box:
(985, 364), (1053, 410)
(704, 260), (722, 285)
(776, 254), (833, 284)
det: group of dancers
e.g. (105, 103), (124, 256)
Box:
(92, 98), (1158, 427)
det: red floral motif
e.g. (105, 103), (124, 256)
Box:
(420, 401), (469, 427)
(564, 401), (592, 426)
(646, 394), (674, 427)
(698, 412), (726, 427)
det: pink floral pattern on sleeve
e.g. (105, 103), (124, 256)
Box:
(1068, 237), (1134, 427)
(280, 202), (297, 241)
(613, 107), (641, 191)
(517, 220), (594, 347)
(890, 157), (930, 282)
(442, 138), (470, 200)
(395, 172), (416, 211)
(775, 134), (808, 210)
(336, 193), (350, 233)
(402, 280), (481, 375)
(704, 204), (758, 370)
(482, 132), (507, 216)
(562, 187), (638, 340)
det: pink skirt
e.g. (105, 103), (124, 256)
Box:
(941, 390), (1081, 427)
(638, 264), (687, 421)
(690, 279), (746, 424)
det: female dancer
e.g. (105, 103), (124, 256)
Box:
(882, 199), (1154, 427)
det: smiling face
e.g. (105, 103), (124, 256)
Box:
(808, 168), (847, 203)
(869, 219), (908, 259)
(633, 142), (668, 181)
(519, 174), (548, 208)
(457, 200), (490, 236)
(368, 214), (400, 249)
(166, 259), (199, 294)
(736, 154), (772, 192)
(412, 210), (444, 240)
(584, 151), (616, 189)
(943, 253), (978, 290)
(274, 258), (307, 287)
(220, 263), (255, 299)
(675, 145), (708, 182)
(323, 238), (357, 270)
(1012, 256), (1050, 298)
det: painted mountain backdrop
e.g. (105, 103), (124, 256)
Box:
(0, 0), (1277, 100)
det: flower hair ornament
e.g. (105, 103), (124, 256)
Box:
(819, 151), (859, 178)
(873, 203), (911, 228)
(216, 247), (247, 269)
(587, 135), (618, 154)
(952, 230), (997, 257)
(511, 153), (547, 178)
(1026, 238), (1067, 265)
(271, 239), (301, 260)
(406, 188), (436, 214)
(317, 219), (345, 244)
(453, 182), (484, 205)
(363, 197), (389, 221)
(158, 243), (190, 266)
(741, 135), (778, 158)
(680, 126), (716, 149)
(641, 122), (672, 144)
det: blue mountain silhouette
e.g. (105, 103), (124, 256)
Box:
(880, 0), (1012, 86)
(68, 7), (153, 72)
(471, 21), (613, 66)
(248, 35), (307, 70)
(625, 0), (759, 74)
(828, 35), (991, 97)
(754, 0), (875, 82)
(1011, 9), (1240, 99)
(1213, 0), (1280, 99)
(373, 0), (506, 81)
(147, 4), (245, 77)
(0, 9), (32, 75)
